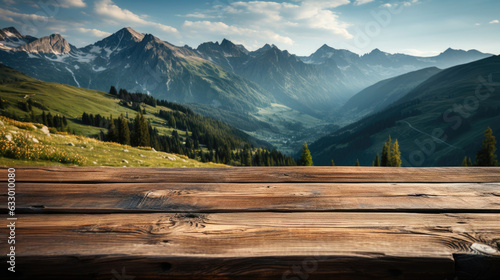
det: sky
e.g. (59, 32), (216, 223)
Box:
(0, 0), (499, 56)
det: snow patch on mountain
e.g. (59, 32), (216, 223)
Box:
(88, 46), (101, 53)
(45, 54), (68, 63)
(92, 66), (106, 72)
(65, 66), (80, 87)
(0, 38), (26, 49)
(71, 51), (96, 63)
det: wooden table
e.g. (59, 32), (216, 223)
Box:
(1, 167), (500, 279)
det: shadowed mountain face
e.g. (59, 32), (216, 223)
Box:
(309, 55), (500, 166)
(338, 67), (442, 123)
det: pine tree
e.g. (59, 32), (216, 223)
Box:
(109, 86), (118, 96)
(462, 156), (468, 167)
(381, 135), (392, 166)
(331, 159), (335, 166)
(42, 111), (48, 125)
(390, 140), (402, 167)
(373, 153), (380, 166)
(468, 157), (473, 167)
(355, 159), (360, 166)
(117, 115), (130, 145)
(299, 142), (313, 166)
(46, 112), (54, 127)
(476, 127), (498, 166)
(107, 115), (118, 142)
(133, 113), (150, 147)
(29, 109), (36, 122)
(244, 149), (252, 166)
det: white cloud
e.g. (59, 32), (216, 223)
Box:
(55, 0), (87, 8)
(180, 0), (353, 52)
(404, 0), (419, 6)
(402, 49), (440, 57)
(380, 0), (418, 9)
(183, 20), (294, 48)
(219, 1), (353, 39)
(353, 0), (375, 6)
(76, 27), (112, 37)
(0, 7), (86, 36)
(489, 20), (499, 24)
(184, 12), (218, 19)
(0, 7), (49, 21)
(47, 26), (67, 33)
(94, 0), (178, 34)
(297, 0), (349, 9)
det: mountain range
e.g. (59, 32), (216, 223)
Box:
(0, 26), (496, 157)
(0, 27), (492, 113)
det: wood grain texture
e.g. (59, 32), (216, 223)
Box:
(1, 166), (499, 279)
(1, 213), (499, 279)
(8, 182), (500, 213)
(6, 212), (500, 257)
(4, 166), (500, 183)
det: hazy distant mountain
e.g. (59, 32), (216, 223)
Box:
(309, 55), (500, 166)
(302, 44), (492, 78)
(197, 41), (381, 115)
(300, 44), (360, 66)
(339, 67), (442, 122)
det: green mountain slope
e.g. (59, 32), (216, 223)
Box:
(309, 55), (500, 166)
(0, 116), (224, 167)
(339, 67), (442, 123)
(0, 64), (298, 166)
(0, 65), (151, 136)
(0, 64), (254, 141)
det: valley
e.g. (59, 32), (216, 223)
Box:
(0, 26), (498, 166)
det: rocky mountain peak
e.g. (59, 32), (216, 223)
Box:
(122, 27), (145, 41)
(90, 27), (145, 51)
(17, 34), (72, 54)
(0, 27), (22, 39)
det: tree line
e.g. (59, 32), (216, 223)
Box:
(77, 86), (297, 166)
(300, 127), (498, 167)
(299, 135), (402, 167)
(5, 98), (72, 133)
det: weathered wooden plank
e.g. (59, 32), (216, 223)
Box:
(4, 166), (500, 183)
(2, 166), (499, 279)
(9, 182), (500, 213)
(1, 213), (499, 279)
(3, 213), (499, 257)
